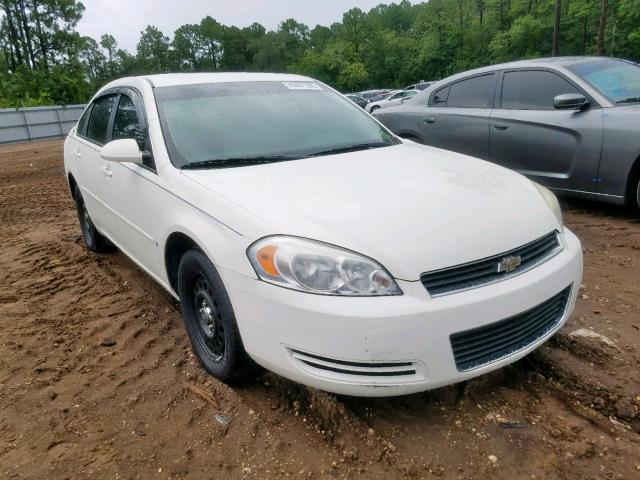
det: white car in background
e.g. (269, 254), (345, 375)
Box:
(366, 89), (419, 113)
(64, 73), (582, 397)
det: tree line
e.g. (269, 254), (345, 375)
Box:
(1, 0), (638, 108)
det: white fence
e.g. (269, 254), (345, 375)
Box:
(0, 104), (86, 144)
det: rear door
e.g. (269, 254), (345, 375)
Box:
(489, 69), (603, 192)
(417, 73), (496, 159)
(72, 94), (118, 232)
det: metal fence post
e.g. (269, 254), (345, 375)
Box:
(54, 107), (63, 136)
(21, 108), (32, 141)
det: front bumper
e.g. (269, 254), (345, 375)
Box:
(223, 228), (583, 396)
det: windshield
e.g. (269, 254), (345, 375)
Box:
(155, 80), (398, 169)
(567, 58), (640, 104)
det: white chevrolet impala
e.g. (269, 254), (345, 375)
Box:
(64, 73), (583, 396)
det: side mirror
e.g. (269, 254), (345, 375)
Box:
(99, 139), (143, 164)
(401, 97), (410, 103)
(554, 93), (589, 110)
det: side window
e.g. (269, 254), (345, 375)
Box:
(430, 85), (449, 105)
(447, 74), (496, 108)
(76, 105), (92, 136)
(86, 95), (116, 145)
(113, 94), (145, 150)
(501, 70), (581, 110)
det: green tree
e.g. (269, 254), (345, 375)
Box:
(100, 33), (117, 75)
(137, 25), (170, 72)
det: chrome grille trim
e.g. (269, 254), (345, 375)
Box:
(421, 231), (562, 297)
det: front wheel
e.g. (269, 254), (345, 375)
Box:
(370, 105), (380, 113)
(177, 250), (256, 382)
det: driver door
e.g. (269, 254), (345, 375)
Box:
(99, 90), (166, 278)
(489, 69), (603, 193)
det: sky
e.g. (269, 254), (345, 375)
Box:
(77, 0), (420, 53)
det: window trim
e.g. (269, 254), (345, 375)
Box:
(428, 72), (498, 109)
(75, 86), (156, 173)
(496, 67), (600, 111)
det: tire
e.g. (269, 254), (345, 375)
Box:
(74, 184), (112, 252)
(635, 177), (640, 211)
(177, 249), (256, 382)
(370, 105), (380, 113)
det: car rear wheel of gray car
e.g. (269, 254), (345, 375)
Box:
(177, 249), (257, 382)
(74, 184), (112, 252)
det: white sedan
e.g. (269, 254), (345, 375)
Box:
(64, 73), (582, 397)
(366, 89), (419, 113)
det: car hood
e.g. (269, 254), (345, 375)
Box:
(181, 143), (560, 281)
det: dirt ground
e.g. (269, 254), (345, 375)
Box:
(0, 139), (639, 480)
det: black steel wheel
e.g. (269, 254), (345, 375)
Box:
(177, 249), (257, 382)
(74, 184), (112, 252)
(192, 274), (225, 361)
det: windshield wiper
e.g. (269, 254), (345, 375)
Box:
(302, 142), (391, 158)
(181, 155), (297, 170)
(615, 97), (640, 104)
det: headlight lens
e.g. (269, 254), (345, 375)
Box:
(532, 181), (563, 227)
(247, 236), (402, 296)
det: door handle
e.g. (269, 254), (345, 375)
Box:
(101, 165), (113, 177)
(423, 117), (436, 124)
(494, 123), (508, 130)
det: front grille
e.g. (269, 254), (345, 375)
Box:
(421, 231), (561, 296)
(290, 349), (416, 377)
(450, 286), (571, 371)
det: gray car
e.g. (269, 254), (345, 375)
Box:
(375, 57), (640, 209)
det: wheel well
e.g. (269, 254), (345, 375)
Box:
(165, 232), (201, 293)
(625, 156), (640, 206)
(67, 173), (77, 200)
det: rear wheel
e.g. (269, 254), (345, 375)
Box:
(177, 250), (256, 382)
(74, 185), (112, 252)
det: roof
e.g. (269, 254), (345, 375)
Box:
(140, 72), (312, 88)
(440, 56), (613, 83)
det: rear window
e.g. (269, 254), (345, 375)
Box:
(76, 106), (92, 136)
(430, 74), (495, 108)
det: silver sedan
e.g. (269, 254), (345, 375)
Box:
(366, 89), (418, 113)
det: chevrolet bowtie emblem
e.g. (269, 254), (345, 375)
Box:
(497, 255), (522, 273)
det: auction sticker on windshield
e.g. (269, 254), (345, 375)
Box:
(281, 81), (323, 90)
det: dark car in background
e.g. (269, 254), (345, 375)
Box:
(345, 93), (369, 108)
(375, 57), (640, 210)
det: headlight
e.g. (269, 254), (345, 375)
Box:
(531, 181), (563, 227)
(247, 236), (402, 296)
